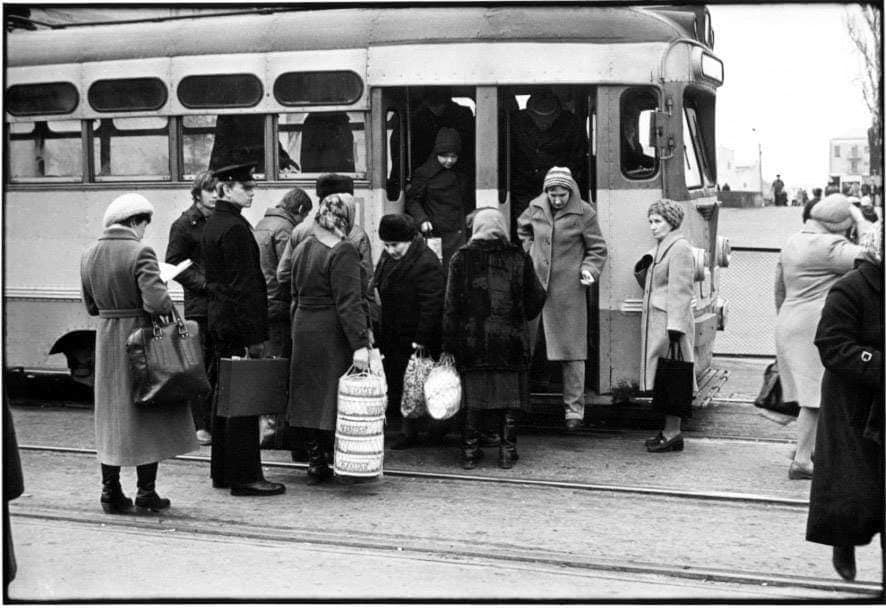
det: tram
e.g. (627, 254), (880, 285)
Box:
(4, 5), (729, 405)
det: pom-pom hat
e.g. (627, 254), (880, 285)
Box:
(378, 214), (417, 242)
(103, 193), (155, 228)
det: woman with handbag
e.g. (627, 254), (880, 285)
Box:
(373, 214), (446, 450)
(286, 194), (372, 484)
(807, 226), (883, 581)
(635, 199), (696, 453)
(443, 208), (546, 469)
(773, 193), (872, 479)
(80, 194), (198, 514)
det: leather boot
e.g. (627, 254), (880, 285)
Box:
(460, 408), (484, 469)
(305, 431), (333, 485)
(135, 462), (170, 512)
(499, 409), (519, 469)
(100, 464), (133, 514)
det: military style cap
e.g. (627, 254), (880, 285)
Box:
(212, 163), (256, 182)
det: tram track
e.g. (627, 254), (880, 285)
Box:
(11, 505), (881, 597)
(21, 443), (807, 507)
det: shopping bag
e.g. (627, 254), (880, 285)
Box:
(216, 357), (289, 417)
(424, 353), (462, 421)
(126, 307), (211, 406)
(651, 341), (693, 419)
(753, 360), (800, 418)
(400, 348), (435, 419)
(335, 360), (387, 478)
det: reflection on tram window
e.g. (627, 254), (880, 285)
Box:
(92, 117), (169, 180)
(683, 110), (704, 189)
(182, 115), (217, 179)
(620, 88), (658, 179)
(8, 120), (82, 181)
(277, 111), (366, 177)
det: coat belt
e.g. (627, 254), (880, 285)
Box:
(98, 308), (143, 318)
(296, 296), (334, 309)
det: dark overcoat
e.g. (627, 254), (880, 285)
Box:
(165, 203), (209, 319)
(81, 225), (197, 466)
(807, 259), (884, 547)
(287, 237), (370, 431)
(202, 200), (269, 346)
(442, 238), (546, 371)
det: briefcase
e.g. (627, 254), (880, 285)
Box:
(216, 358), (289, 417)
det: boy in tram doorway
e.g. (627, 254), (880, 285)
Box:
(406, 127), (475, 273)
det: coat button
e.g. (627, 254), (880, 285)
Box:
(861, 351), (872, 362)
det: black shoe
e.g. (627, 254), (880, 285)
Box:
(390, 434), (419, 450)
(645, 432), (684, 452)
(230, 480), (286, 496)
(100, 489), (134, 515)
(212, 479), (230, 489)
(565, 419), (582, 433)
(479, 432), (501, 448)
(135, 490), (171, 513)
(460, 449), (484, 470)
(306, 466), (334, 485)
(498, 452), (519, 469)
(832, 545), (856, 581)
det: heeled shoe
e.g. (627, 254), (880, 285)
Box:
(832, 545), (856, 581)
(100, 492), (134, 514)
(645, 432), (684, 453)
(135, 490), (171, 512)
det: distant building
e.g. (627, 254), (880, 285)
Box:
(829, 132), (870, 180)
(717, 145), (763, 193)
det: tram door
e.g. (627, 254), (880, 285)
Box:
(496, 86), (600, 398)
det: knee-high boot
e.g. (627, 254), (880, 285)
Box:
(135, 462), (170, 512)
(100, 464), (133, 514)
(460, 408), (483, 469)
(499, 409), (519, 469)
(305, 429), (333, 485)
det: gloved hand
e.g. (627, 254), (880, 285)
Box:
(420, 221), (434, 235)
(668, 330), (683, 344)
(247, 342), (265, 359)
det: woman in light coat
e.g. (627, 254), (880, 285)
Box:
(80, 194), (197, 514)
(635, 199), (696, 452)
(773, 193), (872, 479)
(517, 166), (608, 431)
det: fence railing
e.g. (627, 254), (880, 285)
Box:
(714, 246), (780, 358)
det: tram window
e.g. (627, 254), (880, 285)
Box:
(8, 120), (82, 181)
(682, 111), (703, 189)
(684, 88), (716, 187)
(182, 115), (216, 178)
(92, 117), (170, 180)
(273, 71), (363, 106)
(619, 89), (658, 179)
(87, 78), (167, 112)
(177, 74), (263, 109)
(386, 109), (401, 201)
(6, 82), (79, 116)
(277, 111), (366, 177)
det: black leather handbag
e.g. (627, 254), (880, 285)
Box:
(652, 341), (694, 419)
(126, 307), (211, 406)
(753, 360), (800, 417)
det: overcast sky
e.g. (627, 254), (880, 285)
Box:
(709, 3), (874, 190)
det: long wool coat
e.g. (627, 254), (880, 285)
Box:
(516, 175), (607, 361)
(807, 260), (884, 547)
(774, 223), (862, 408)
(287, 236), (370, 431)
(636, 232), (697, 392)
(80, 225), (197, 466)
(442, 238), (546, 371)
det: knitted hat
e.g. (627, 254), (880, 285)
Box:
(648, 199), (685, 230)
(378, 214), (417, 242)
(315, 194), (352, 236)
(103, 193), (155, 227)
(543, 166), (575, 192)
(433, 127), (461, 155)
(810, 193), (853, 233)
(277, 187), (312, 216)
(316, 173), (354, 200)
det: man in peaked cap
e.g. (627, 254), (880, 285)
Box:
(201, 163), (285, 496)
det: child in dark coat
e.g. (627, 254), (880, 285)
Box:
(443, 208), (546, 469)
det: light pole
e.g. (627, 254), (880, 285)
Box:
(752, 128), (763, 201)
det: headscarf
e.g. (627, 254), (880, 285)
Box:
(647, 199), (685, 230)
(315, 194), (353, 238)
(470, 208), (509, 242)
(858, 221), (883, 266)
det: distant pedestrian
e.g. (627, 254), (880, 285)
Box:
(202, 163), (285, 497)
(636, 199), (697, 453)
(443, 208), (546, 469)
(166, 170), (217, 446)
(772, 174), (787, 206)
(81, 193), (197, 514)
(286, 194), (372, 484)
(373, 214), (446, 449)
(772, 193), (873, 480)
(802, 187), (822, 223)
(517, 166), (607, 432)
(807, 226), (884, 581)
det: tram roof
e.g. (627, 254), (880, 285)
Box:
(6, 6), (706, 67)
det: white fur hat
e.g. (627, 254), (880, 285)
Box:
(103, 193), (154, 227)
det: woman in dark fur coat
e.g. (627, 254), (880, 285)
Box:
(373, 214), (446, 449)
(807, 225), (884, 582)
(443, 208), (546, 469)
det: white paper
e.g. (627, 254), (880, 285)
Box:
(159, 259), (193, 283)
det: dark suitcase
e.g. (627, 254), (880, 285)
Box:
(216, 358), (289, 417)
